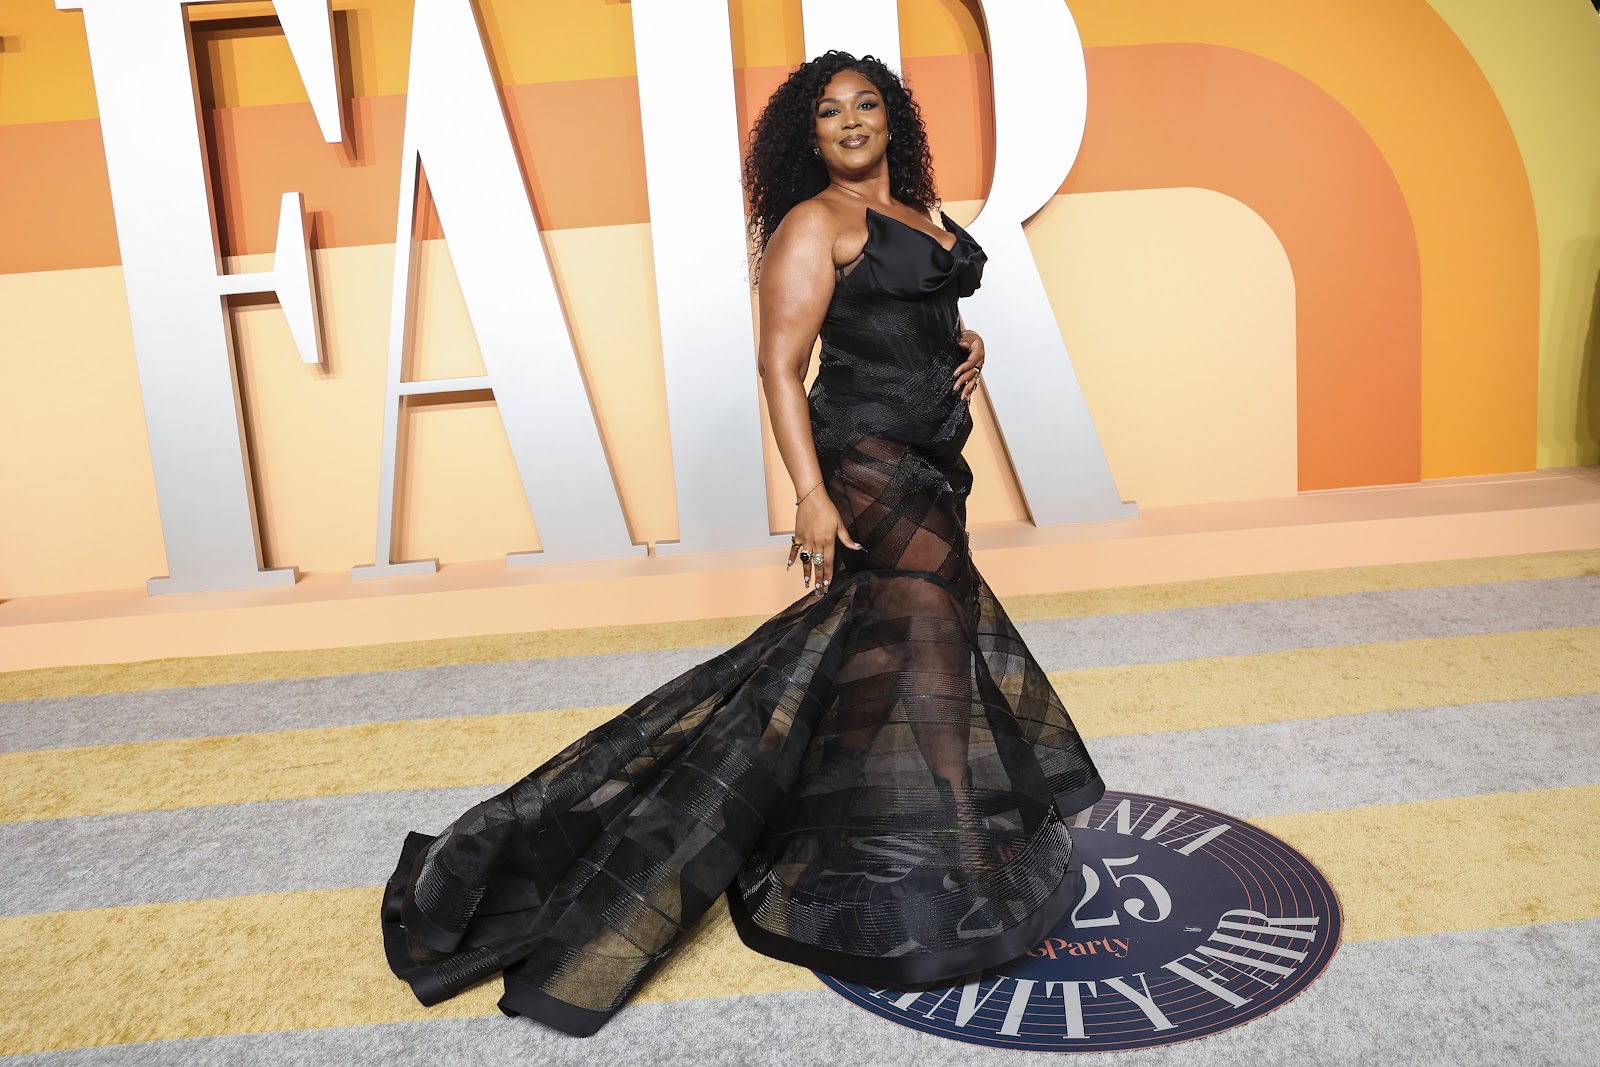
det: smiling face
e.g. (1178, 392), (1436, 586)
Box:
(812, 69), (889, 177)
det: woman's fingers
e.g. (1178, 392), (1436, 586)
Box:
(952, 364), (984, 395)
(804, 543), (828, 592)
(954, 366), (983, 401)
(954, 330), (986, 398)
(791, 520), (862, 593)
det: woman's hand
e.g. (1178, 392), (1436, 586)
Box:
(787, 490), (862, 595)
(953, 328), (986, 403)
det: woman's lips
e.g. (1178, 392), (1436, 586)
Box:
(840, 135), (868, 148)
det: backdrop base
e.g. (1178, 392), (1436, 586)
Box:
(3, 467), (1596, 673)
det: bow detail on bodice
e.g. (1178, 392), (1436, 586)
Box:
(835, 208), (986, 299)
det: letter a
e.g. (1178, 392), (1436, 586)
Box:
(355, 0), (642, 576)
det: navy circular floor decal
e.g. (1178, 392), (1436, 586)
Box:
(817, 791), (1343, 1052)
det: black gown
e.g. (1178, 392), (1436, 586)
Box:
(380, 206), (1107, 1037)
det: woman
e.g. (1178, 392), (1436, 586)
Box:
(380, 51), (1106, 1038)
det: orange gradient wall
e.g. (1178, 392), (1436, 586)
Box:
(2, 0), (1597, 599)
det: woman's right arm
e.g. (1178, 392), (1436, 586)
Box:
(756, 204), (863, 595)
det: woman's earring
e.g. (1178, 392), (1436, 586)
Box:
(813, 147), (820, 155)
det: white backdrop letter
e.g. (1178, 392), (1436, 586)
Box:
(960, 0), (1134, 525)
(58, 0), (338, 594)
(631, 0), (784, 555)
(353, 0), (642, 578)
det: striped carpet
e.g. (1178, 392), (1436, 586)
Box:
(2, 549), (1597, 1065)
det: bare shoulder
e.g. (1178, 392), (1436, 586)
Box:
(769, 197), (843, 253)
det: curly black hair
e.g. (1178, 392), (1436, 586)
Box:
(742, 51), (939, 280)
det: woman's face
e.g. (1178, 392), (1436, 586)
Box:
(812, 70), (889, 177)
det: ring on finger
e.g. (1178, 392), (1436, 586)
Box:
(812, 551), (826, 565)
(799, 549), (812, 563)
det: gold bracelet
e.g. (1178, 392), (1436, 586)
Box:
(795, 480), (823, 506)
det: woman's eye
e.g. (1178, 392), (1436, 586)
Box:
(859, 100), (878, 110)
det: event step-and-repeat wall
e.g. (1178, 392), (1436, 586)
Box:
(1, 0), (1596, 597)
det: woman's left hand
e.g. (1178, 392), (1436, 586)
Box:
(953, 329), (986, 403)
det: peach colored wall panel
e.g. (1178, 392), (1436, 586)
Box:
(540, 225), (677, 545)
(204, 79), (653, 258)
(1067, 44), (1422, 492)
(0, 267), (165, 599)
(395, 400), (540, 563)
(1072, 0), (1540, 479)
(228, 245), (391, 578)
(0, 119), (119, 274)
(1028, 188), (1298, 509)
(0, 0), (97, 126)
(500, 78), (649, 233)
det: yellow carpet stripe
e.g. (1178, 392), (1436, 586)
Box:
(1074, 623), (1600, 737)
(0, 703), (622, 824)
(1251, 789), (1600, 946)
(4, 626), (1597, 824)
(2, 549), (1592, 702)
(1, 784), (1595, 1056)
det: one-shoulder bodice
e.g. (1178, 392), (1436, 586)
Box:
(809, 208), (988, 496)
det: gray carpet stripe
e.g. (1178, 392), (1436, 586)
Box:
(1026, 573), (1599, 670)
(5, 575), (1595, 753)
(6, 918), (1596, 1066)
(4, 693), (1593, 918)
(1091, 692), (1600, 818)
(0, 785), (484, 918)
(0, 647), (712, 754)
